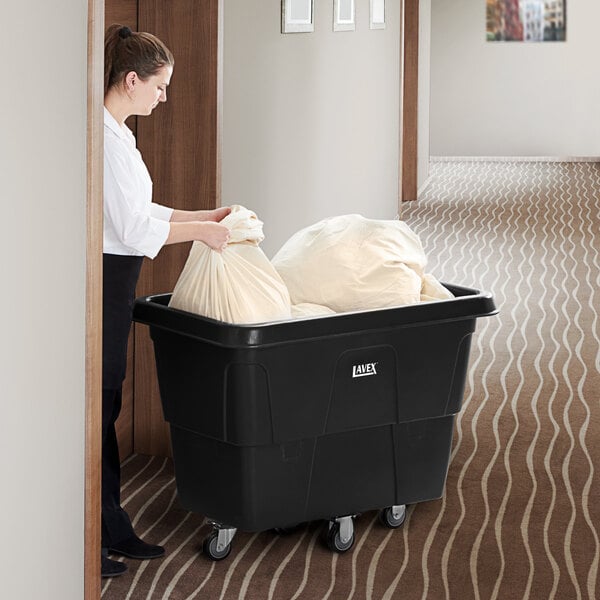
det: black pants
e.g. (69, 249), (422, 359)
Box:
(102, 254), (143, 548)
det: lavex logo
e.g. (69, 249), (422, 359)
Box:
(352, 362), (378, 378)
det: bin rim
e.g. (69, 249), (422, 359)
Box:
(132, 283), (498, 348)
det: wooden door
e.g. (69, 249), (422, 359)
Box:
(104, 0), (222, 458)
(134, 0), (222, 456)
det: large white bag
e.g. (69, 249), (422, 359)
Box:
(272, 214), (452, 312)
(169, 206), (292, 323)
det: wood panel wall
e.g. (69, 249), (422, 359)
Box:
(105, 0), (137, 32)
(104, 0), (221, 458)
(134, 0), (222, 455)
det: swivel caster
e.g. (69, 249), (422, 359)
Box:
(202, 525), (237, 561)
(378, 505), (407, 529)
(324, 516), (355, 553)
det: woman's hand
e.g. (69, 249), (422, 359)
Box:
(197, 222), (230, 252)
(170, 206), (232, 223)
(165, 221), (230, 251)
(206, 206), (232, 222)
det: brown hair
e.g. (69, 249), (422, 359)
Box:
(104, 24), (174, 96)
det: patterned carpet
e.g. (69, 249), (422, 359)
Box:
(102, 161), (600, 600)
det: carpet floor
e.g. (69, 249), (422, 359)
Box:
(102, 161), (599, 600)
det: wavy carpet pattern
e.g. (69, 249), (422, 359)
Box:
(102, 161), (600, 600)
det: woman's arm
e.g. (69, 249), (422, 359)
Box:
(164, 220), (230, 251)
(170, 206), (231, 223)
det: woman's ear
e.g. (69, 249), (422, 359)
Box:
(125, 71), (137, 92)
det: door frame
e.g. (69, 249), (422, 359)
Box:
(400, 0), (419, 203)
(86, 0), (103, 597)
(83, 1), (419, 596)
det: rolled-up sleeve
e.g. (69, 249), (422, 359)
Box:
(151, 202), (174, 221)
(104, 142), (170, 259)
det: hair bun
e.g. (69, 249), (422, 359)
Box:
(118, 26), (132, 39)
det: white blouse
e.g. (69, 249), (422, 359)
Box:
(103, 107), (173, 258)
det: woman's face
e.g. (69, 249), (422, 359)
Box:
(132, 65), (173, 116)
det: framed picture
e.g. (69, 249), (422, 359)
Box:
(334, 0), (355, 32)
(370, 0), (385, 30)
(282, 0), (315, 34)
(486, 0), (566, 42)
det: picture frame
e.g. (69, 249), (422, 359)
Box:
(486, 0), (566, 42)
(334, 0), (356, 32)
(281, 0), (315, 34)
(370, 0), (385, 30)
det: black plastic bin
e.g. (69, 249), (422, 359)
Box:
(133, 283), (497, 558)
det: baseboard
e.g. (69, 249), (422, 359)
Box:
(430, 156), (600, 163)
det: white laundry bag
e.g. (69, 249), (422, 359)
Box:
(291, 303), (336, 319)
(272, 214), (452, 313)
(169, 205), (292, 324)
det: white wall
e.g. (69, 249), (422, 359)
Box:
(222, 0), (400, 257)
(430, 0), (600, 157)
(0, 2), (87, 598)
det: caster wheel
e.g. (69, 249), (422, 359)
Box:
(379, 505), (406, 529)
(203, 530), (232, 561)
(326, 522), (355, 553)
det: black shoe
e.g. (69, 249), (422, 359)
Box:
(101, 555), (128, 578)
(109, 534), (165, 560)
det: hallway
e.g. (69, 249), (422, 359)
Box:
(103, 161), (600, 600)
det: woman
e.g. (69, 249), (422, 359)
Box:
(102, 24), (230, 578)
